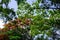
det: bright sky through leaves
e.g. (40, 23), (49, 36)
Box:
(8, 0), (18, 11)
(0, 19), (4, 29)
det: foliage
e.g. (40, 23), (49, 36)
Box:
(2, 18), (31, 40)
(0, 0), (60, 40)
(51, 0), (60, 3)
(17, 0), (60, 40)
(0, 0), (16, 22)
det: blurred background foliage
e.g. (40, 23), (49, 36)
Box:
(0, 0), (60, 40)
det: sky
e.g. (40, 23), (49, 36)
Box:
(0, 19), (4, 29)
(26, 0), (36, 5)
(8, 0), (18, 11)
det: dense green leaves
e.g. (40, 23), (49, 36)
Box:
(51, 0), (60, 3)
(0, 0), (60, 40)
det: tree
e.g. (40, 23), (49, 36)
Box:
(0, 0), (60, 40)
(17, 0), (60, 40)
(0, 0), (16, 23)
(2, 18), (31, 40)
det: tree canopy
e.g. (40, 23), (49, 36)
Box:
(0, 0), (60, 40)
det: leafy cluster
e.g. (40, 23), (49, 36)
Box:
(0, 0), (60, 40)
(0, 18), (31, 40)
